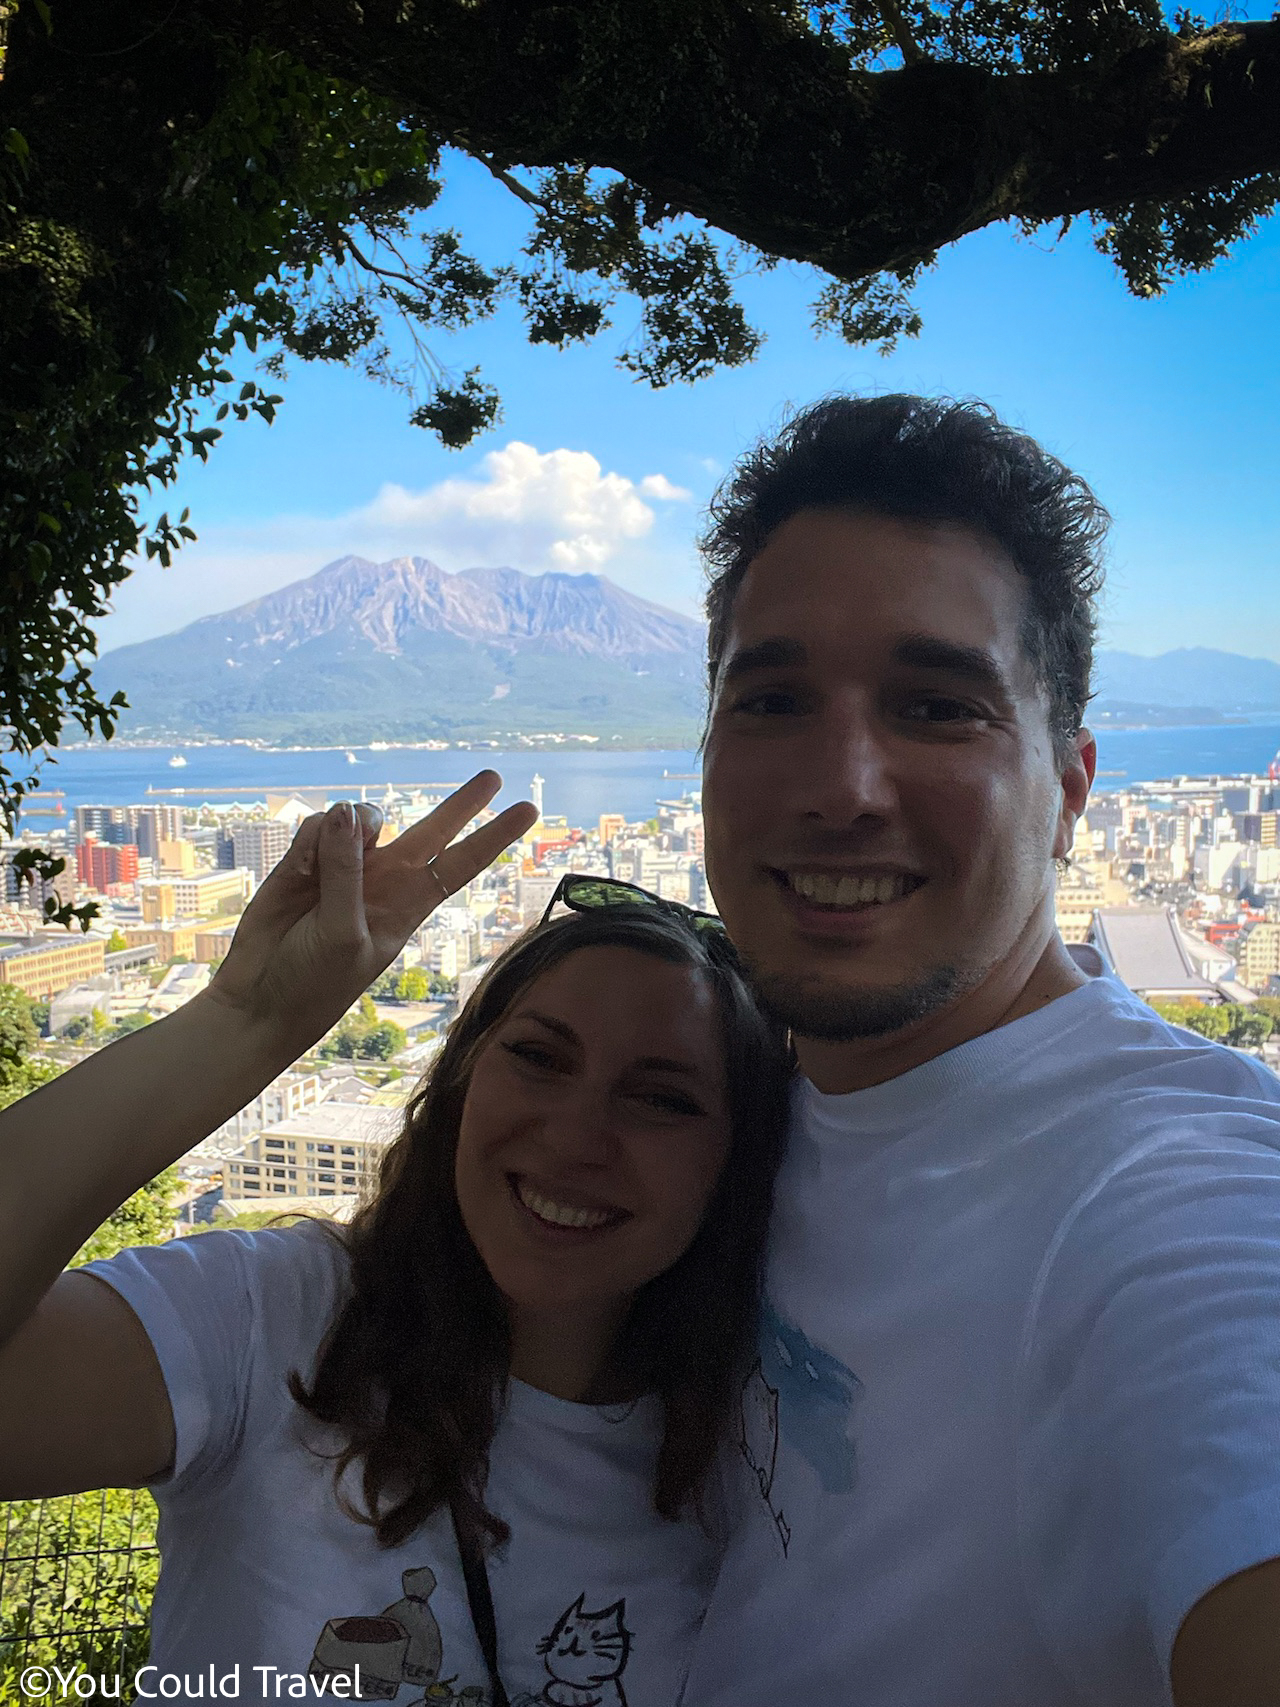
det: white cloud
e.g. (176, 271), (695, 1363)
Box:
(95, 443), (698, 651)
(353, 442), (690, 571)
(638, 473), (691, 502)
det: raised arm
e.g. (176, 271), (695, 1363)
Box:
(0, 773), (536, 1496)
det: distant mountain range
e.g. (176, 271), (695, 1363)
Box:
(1093, 648), (1280, 715)
(92, 556), (709, 746)
(92, 560), (1280, 746)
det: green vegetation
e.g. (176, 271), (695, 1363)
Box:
(105, 929), (128, 954)
(0, 1490), (159, 1696)
(0, 1063), (177, 1685)
(70, 1169), (180, 1268)
(211, 1206), (309, 1232)
(319, 993), (407, 1062)
(108, 1011), (154, 1038)
(369, 968), (454, 1001)
(1150, 1002), (1274, 1050)
(59, 1009), (110, 1044)
(0, 986), (57, 1112)
(394, 968), (430, 1004)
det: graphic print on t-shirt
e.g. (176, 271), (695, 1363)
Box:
(309, 1564), (486, 1702)
(532, 1593), (632, 1706)
(758, 1298), (862, 1496)
(739, 1362), (790, 1555)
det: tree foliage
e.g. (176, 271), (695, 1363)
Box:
(1150, 1000), (1274, 1049)
(3, 0), (1280, 914)
(0, 984), (57, 1110)
(68, 1166), (180, 1266)
(320, 993), (408, 1060)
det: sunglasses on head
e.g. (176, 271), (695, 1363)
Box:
(538, 872), (727, 937)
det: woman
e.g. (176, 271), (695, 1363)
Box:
(0, 773), (790, 1705)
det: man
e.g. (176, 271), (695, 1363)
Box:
(687, 395), (1280, 1706)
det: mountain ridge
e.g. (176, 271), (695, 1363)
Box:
(1093, 647), (1280, 710)
(92, 555), (709, 747)
(92, 557), (1280, 746)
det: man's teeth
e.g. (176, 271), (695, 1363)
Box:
(517, 1180), (613, 1230)
(789, 871), (913, 907)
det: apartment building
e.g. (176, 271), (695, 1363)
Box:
(209, 1069), (328, 1146)
(141, 868), (251, 921)
(224, 1104), (396, 1198)
(217, 819), (292, 884)
(1241, 922), (1280, 991)
(123, 923), (200, 961)
(76, 835), (139, 891)
(0, 932), (108, 1000)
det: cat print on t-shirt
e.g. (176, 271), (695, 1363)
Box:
(309, 1571), (634, 1706)
(532, 1593), (633, 1705)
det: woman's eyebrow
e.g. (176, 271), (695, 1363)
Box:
(513, 1017), (698, 1077)
(513, 1010), (580, 1045)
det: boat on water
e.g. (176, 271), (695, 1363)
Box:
(168, 754), (188, 768)
(345, 750), (359, 764)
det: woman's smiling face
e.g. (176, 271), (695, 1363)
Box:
(454, 944), (733, 1323)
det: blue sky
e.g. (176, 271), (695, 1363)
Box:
(97, 153), (1280, 660)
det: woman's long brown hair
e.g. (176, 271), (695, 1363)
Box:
(290, 905), (792, 1549)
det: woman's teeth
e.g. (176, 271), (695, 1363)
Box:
(789, 871), (914, 907)
(517, 1180), (614, 1230)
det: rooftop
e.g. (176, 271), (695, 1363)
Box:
(268, 1103), (399, 1143)
(1089, 907), (1222, 998)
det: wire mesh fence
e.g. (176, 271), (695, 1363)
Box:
(0, 1492), (157, 1699)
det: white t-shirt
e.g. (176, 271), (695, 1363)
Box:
(682, 973), (1280, 1707)
(87, 1224), (718, 1706)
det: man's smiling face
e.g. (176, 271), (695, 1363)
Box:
(701, 508), (1091, 1045)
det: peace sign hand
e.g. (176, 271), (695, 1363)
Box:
(203, 771), (538, 1061)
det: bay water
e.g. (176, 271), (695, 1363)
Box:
(22, 721), (1280, 833)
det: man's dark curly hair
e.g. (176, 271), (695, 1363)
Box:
(701, 394), (1109, 760)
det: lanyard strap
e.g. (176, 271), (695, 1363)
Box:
(450, 1498), (510, 1707)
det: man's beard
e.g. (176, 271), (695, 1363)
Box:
(745, 959), (980, 1042)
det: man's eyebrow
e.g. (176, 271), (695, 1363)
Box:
(892, 633), (1010, 691)
(718, 637), (808, 683)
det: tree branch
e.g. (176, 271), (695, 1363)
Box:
(475, 153), (547, 209)
(874, 0), (926, 66)
(249, 3), (1280, 282)
(342, 231), (421, 291)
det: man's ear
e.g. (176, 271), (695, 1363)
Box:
(1053, 727), (1096, 861)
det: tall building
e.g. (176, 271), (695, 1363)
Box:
(1242, 922), (1280, 991)
(75, 805), (131, 844)
(75, 835), (139, 891)
(230, 819), (292, 884)
(1, 843), (62, 912)
(157, 838), (197, 875)
(132, 805), (185, 861)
